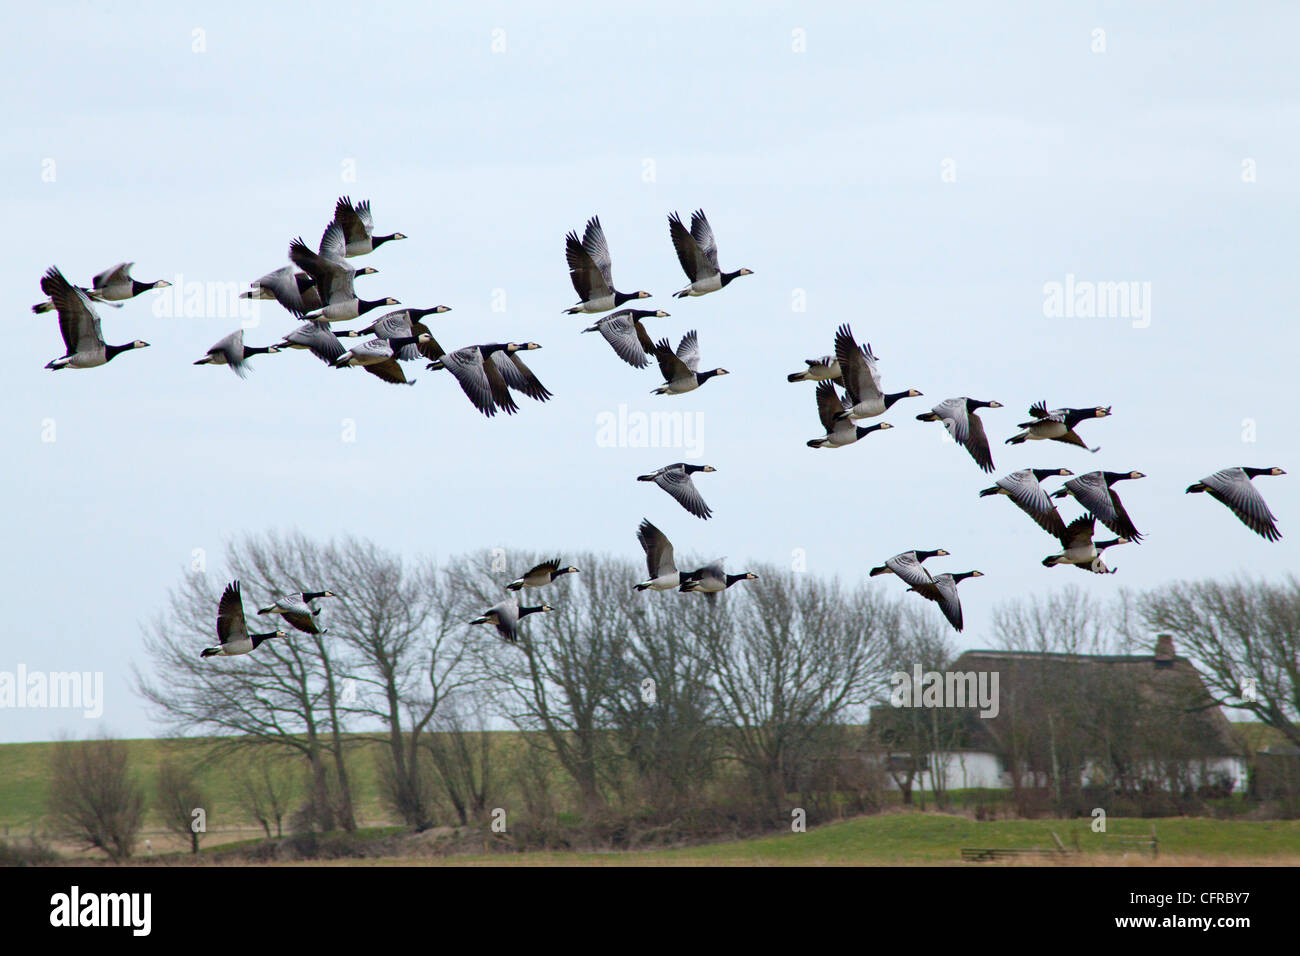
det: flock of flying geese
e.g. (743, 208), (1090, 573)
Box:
(34, 199), (1286, 651)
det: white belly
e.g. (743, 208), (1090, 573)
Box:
(687, 274), (723, 296)
(648, 573), (680, 590)
(68, 350), (108, 368)
(323, 300), (360, 321)
(581, 294), (616, 312)
(847, 398), (886, 420)
(1030, 422), (1067, 439)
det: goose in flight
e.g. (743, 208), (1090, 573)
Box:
(1006, 402), (1111, 452)
(426, 343), (522, 417)
(908, 570), (983, 632)
(637, 462), (717, 519)
(359, 307), (451, 362)
(275, 320), (360, 366)
(787, 355), (841, 384)
(291, 223), (400, 321)
(32, 262), (170, 313)
(486, 342), (552, 404)
(979, 468), (1074, 538)
(240, 264), (378, 317)
(194, 330), (281, 377)
(917, 397), (1003, 473)
(652, 330), (729, 394)
(808, 382), (893, 448)
(868, 549), (949, 600)
(1186, 466), (1285, 541)
(678, 561), (758, 601)
(1042, 516), (1128, 573)
(333, 196), (406, 256)
(201, 581), (288, 658)
(833, 324), (922, 420)
(40, 267), (149, 369)
(633, 519), (680, 591)
(668, 209), (752, 297)
(1051, 470), (1145, 542)
(257, 590), (336, 635)
(582, 309), (668, 369)
(564, 215), (651, 313)
(334, 335), (431, 386)
(470, 596), (553, 644)
(508, 560), (579, 591)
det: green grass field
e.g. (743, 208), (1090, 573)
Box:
(4, 731), (1298, 865)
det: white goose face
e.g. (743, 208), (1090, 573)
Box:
(1129, 471), (1146, 480)
(877, 422), (894, 429)
(654, 310), (670, 317)
(1271, 467), (1287, 476)
(969, 571), (985, 578)
(635, 291), (651, 299)
(987, 401), (1003, 408)
(1094, 407), (1112, 417)
(1057, 469), (1074, 476)
(908, 388), (923, 397)
(936, 550), (950, 556)
(134, 340), (150, 349)
(384, 297), (400, 305)
(713, 369), (730, 376)
(701, 465), (717, 473)
(744, 573), (758, 580)
(152, 280), (172, 289)
(738, 268), (753, 276)
(393, 233), (408, 240)
(541, 605), (555, 613)
(358, 267), (379, 276)
(566, 567), (579, 574)
(433, 305), (451, 313)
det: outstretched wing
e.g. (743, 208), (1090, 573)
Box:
(656, 469), (712, 519)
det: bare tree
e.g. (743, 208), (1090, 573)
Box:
(156, 759), (206, 854)
(1139, 575), (1300, 747)
(423, 690), (496, 826)
(693, 567), (896, 812)
(47, 736), (146, 862)
(236, 752), (298, 839)
(454, 550), (627, 816)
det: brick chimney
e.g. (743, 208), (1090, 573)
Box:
(1154, 634), (1175, 667)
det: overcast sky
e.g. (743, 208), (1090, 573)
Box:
(2, 2), (1296, 742)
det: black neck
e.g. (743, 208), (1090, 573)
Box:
(697, 368), (725, 383)
(1243, 467), (1273, 478)
(720, 270), (746, 286)
(303, 591), (329, 602)
(250, 633), (280, 648)
(105, 343), (134, 361)
(883, 390), (911, 408)
(357, 299), (387, 316)
(130, 279), (154, 295)
(519, 605), (546, 618)
(725, 573), (749, 587)
(245, 345), (273, 356)
(613, 290), (641, 306)
(372, 234), (398, 249)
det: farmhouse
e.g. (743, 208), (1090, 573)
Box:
(871, 636), (1249, 795)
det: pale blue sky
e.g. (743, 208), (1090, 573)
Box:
(2, 2), (1297, 741)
